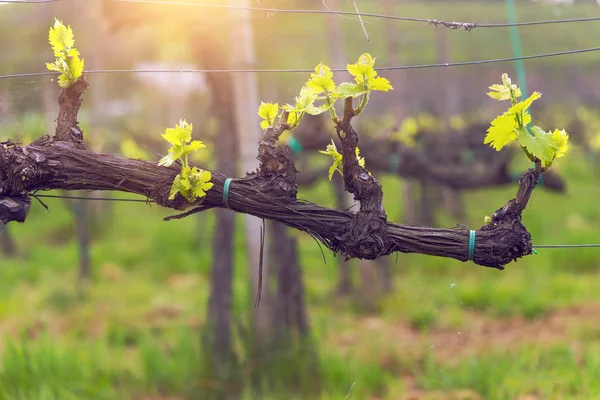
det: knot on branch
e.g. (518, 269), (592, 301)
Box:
(252, 118), (298, 201)
(492, 168), (539, 222)
(474, 220), (532, 270)
(336, 211), (389, 260)
(469, 168), (539, 269)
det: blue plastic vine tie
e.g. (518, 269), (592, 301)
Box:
(468, 230), (476, 261)
(389, 153), (401, 173)
(223, 178), (232, 208)
(287, 136), (303, 155)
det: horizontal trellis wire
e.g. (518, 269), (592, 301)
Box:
(1, 47), (600, 80)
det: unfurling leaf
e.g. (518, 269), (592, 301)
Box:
(552, 129), (569, 159)
(484, 215), (492, 224)
(347, 53), (377, 85)
(46, 18), (84, 88)
(306, 63), (336, 94)
(168, 166), (214, 202)
(258, 102), (279, 130)
(508, 92), (541, 115)
(355, 146), (365, 168)
(334, 82), (366, 99)
(161, 119), (193, 146)
(319, 139), (343, 180)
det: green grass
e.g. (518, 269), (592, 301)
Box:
(3, 2), (600, 398)
(420, 343), (600, 399)
(0, 148), (599, 399)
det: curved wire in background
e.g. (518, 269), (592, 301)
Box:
(116, 0), (600, 30)
(4, 0), (600, 31)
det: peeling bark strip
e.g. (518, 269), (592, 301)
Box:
(0, 75), (537, 270)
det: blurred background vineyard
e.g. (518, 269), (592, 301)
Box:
(2, 0), (600, 399)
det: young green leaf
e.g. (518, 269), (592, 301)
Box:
(306, 63), (336, 94)
(162, 119), (193, 146)
(484, 112), (518, 151)
(347, 53), (377, 84)
(319, 139), (343, 180)
(46, 18), (84, 88)
(516, 126), (557, 163)
(293, 86), (321, 115)
(258, 102), (279, 130)
(355, 146), (365, 168)
(168, 166), (214, 201)
(370, 76), (393, 92)
(509, 92), (541, 115)
(552, 129), (569, 159)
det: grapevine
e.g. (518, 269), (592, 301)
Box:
(485, 73), (569, 170)
(157, 119), (214, 202)
(0, 19), (572, 269)
(258, 53), (391, 181)
(45, 19), (84, 89)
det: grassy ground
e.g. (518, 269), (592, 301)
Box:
(0, 148), (599, 399)
(2, 1), (600, 399)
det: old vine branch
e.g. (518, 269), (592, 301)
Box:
(0, 131), (533, 269)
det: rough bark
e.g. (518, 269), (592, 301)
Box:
(0, 69), (542, 272)
(0, 137), (539, 271)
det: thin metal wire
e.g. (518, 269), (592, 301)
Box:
(117, 0), (600, 31)
(2, 46), (600, 81)
(0, 0), (58, 3)
(27, 195), (600, 249)
(533, 244), (600, 248)
(30, 195), (600, 249)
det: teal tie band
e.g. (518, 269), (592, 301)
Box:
(468, 230), (476, 261)
(389, 153), (401, 173)
(223, 178), (232, 209)
(287, 136), (303, 155)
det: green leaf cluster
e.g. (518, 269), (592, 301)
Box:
(257, 53), (393, 132)
(157, 120), (213, 202)
(485, 73), (569, 169)
(169, 166), (214, 202)
(45, 18), (84, 88)
(319, 139), (366, 181)
(158, 119), (206, 167)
